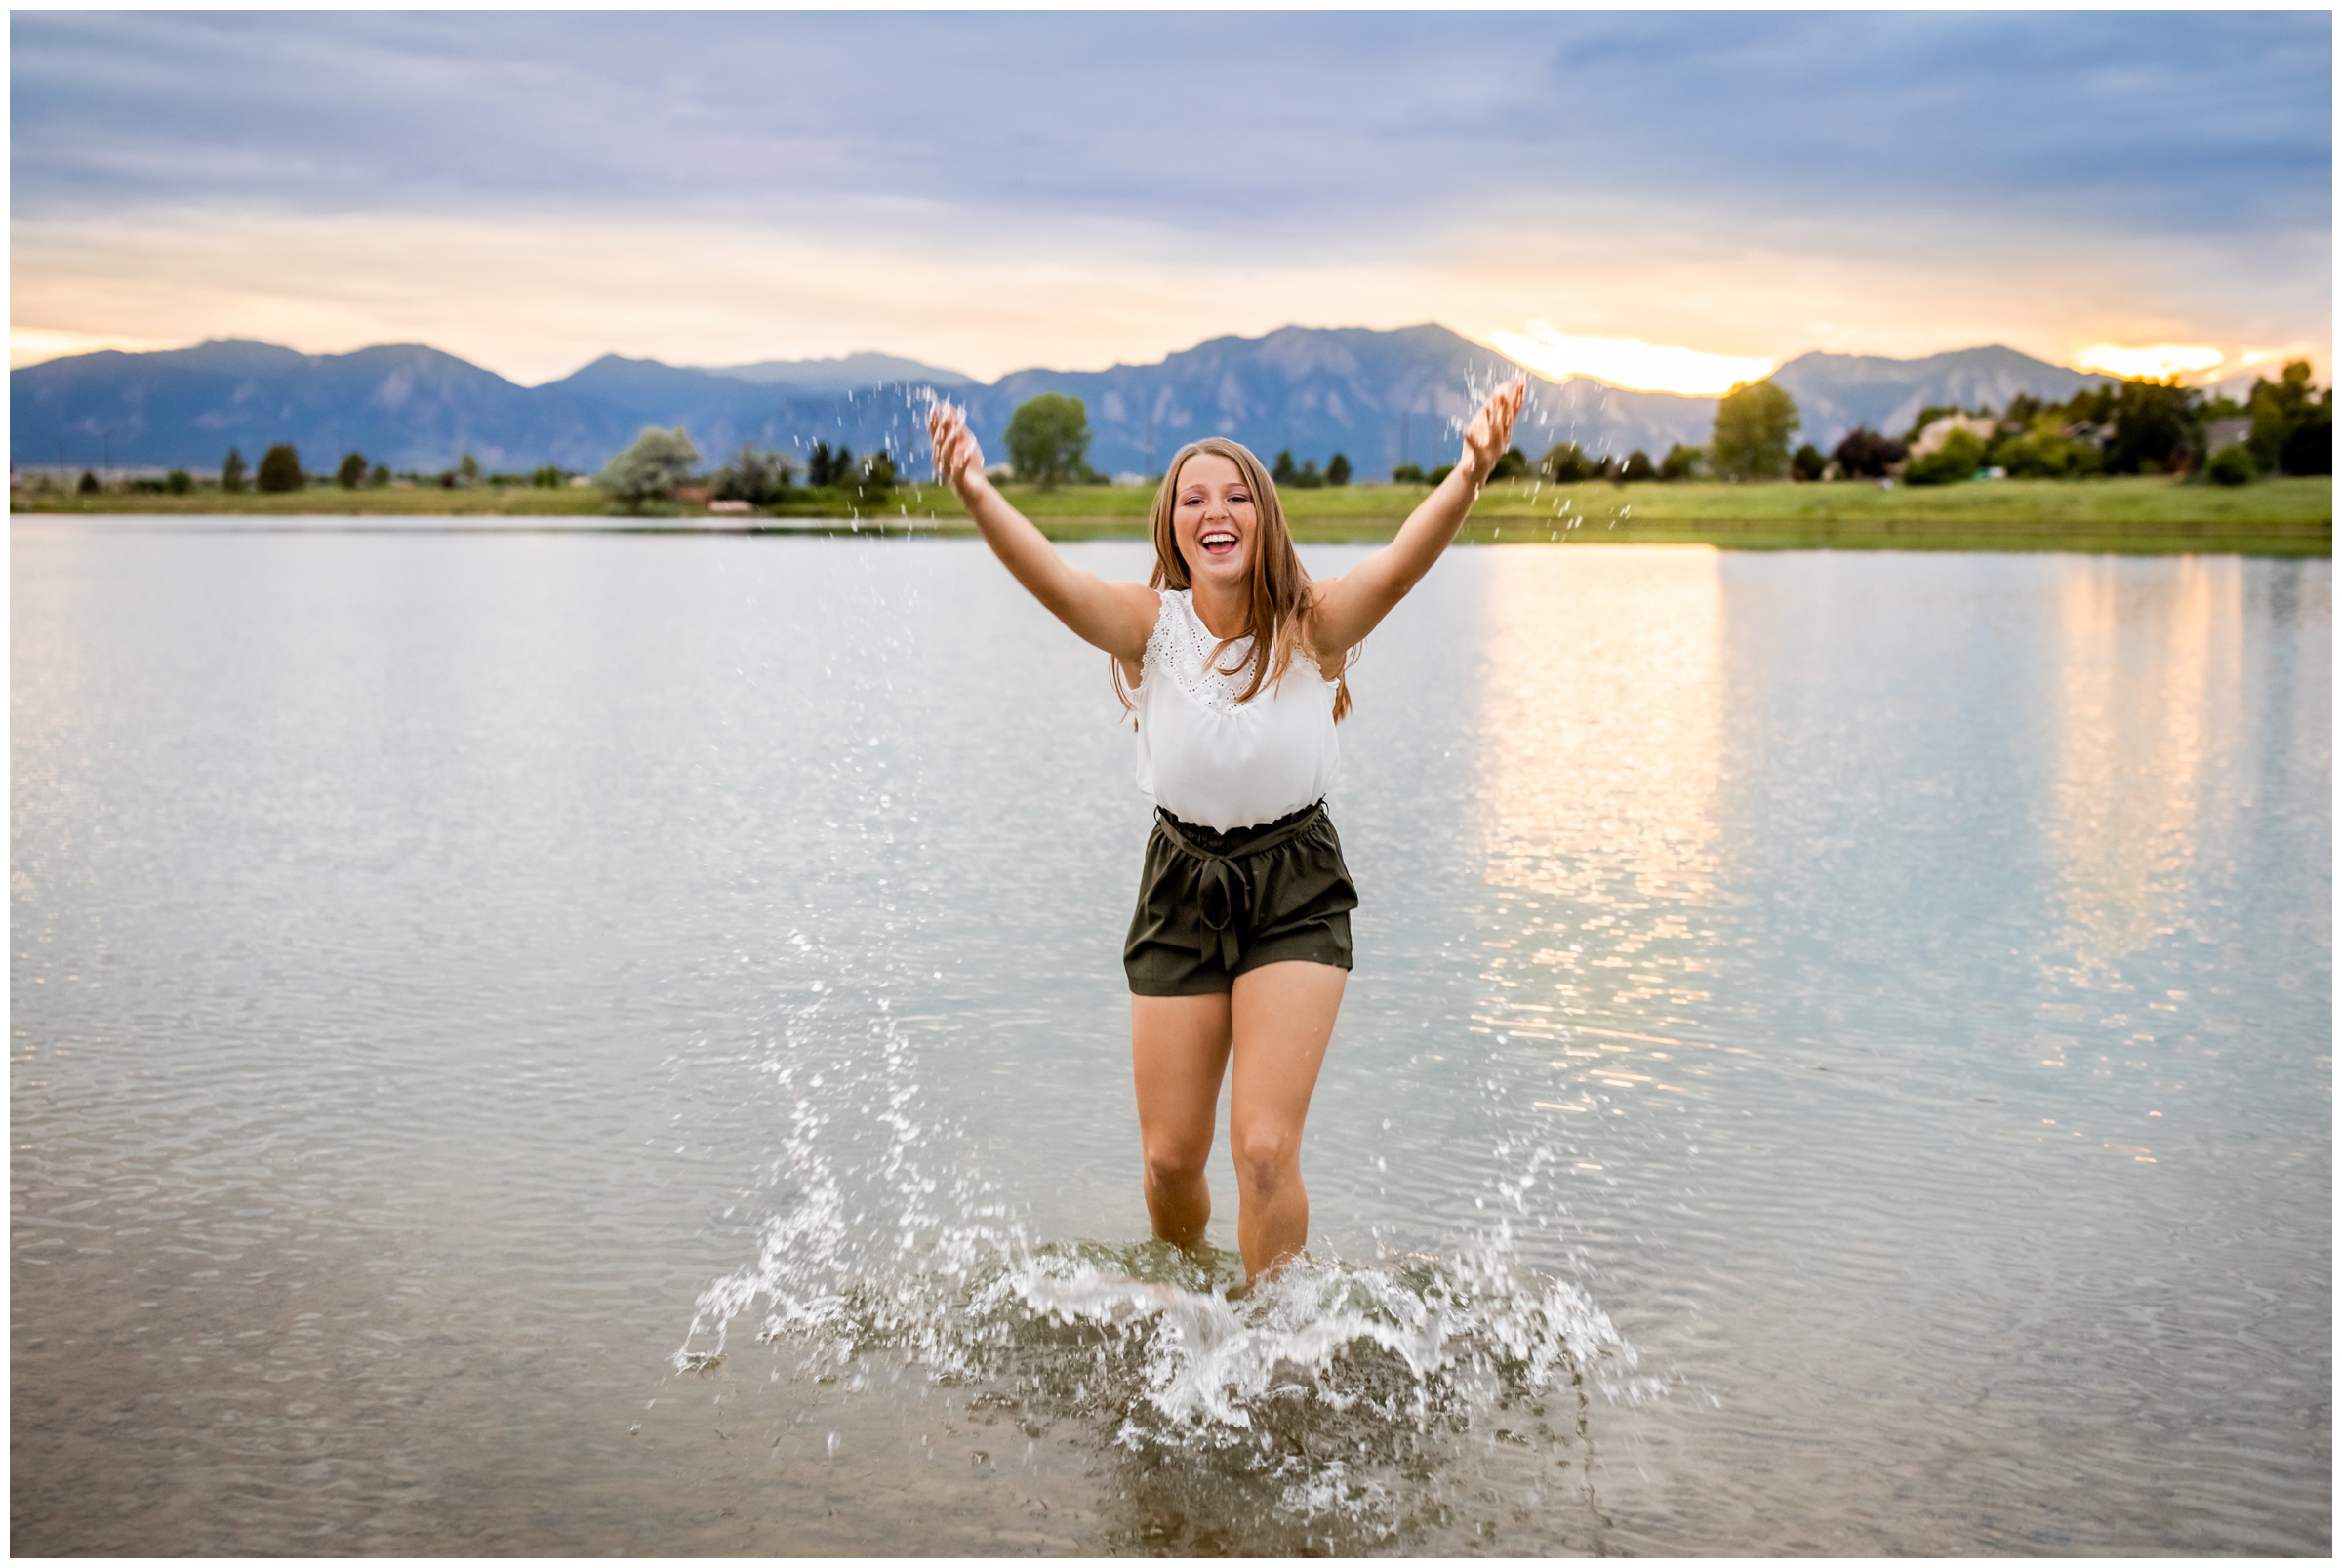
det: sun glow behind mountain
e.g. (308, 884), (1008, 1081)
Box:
(2070, 342), (2227, 382)
(1487, 323), (1778, 396)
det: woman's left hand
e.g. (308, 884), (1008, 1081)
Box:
(1459, 377), (1528, 482)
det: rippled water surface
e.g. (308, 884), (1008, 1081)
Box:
(13, 527), (2330, 1553)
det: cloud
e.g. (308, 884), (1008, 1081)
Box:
(9, 11), (2330, 380)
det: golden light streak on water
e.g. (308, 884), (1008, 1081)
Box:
(1470, 545), (1725, 912)
(2047, 556), (2244, 964)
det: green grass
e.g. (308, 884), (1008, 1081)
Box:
(15, 474), (2328, 556)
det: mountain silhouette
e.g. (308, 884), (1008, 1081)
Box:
(15, 327), (2110, 477)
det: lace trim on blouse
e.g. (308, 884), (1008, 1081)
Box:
(1143, 589), (1319, 716)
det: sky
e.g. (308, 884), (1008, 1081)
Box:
(9, 10), (2332, 392)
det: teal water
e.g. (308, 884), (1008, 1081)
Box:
(12, 527), (2329, 1553)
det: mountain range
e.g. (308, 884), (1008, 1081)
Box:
(13, 326), (2115, 479)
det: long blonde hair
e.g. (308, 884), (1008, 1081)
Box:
(1111, 437), (1353, 723)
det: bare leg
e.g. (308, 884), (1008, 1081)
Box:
(1130, 992), (1232, 1250)
(1228, 961), (1346, 1280)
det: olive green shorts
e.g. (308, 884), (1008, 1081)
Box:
(1123, 800), (1358, 997)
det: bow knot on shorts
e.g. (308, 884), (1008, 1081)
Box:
(1123, 800), (1358, 997)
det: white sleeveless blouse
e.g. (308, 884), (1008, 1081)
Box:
(1133, 589), (1341, 831)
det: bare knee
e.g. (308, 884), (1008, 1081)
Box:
(1231, 1123), (1299, 1195)
(1144, 1139), (1210, 1192)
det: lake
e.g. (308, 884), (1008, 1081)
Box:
(11, 525), (2329, 1554)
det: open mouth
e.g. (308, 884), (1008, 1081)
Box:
(1198, 528), (1240, 558)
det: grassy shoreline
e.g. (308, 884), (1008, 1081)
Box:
(14, 475), (2329, 556)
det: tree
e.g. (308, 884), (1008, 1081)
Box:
(368, 463), (391, 488)
(2248, 360), (2331, 475)
(1391, 463), (1426, 484)
(1289, 458), (1324, 489)
(221, 447), (248, 493)
(1326, 452), (1351, 486)
(257, 443), (303, 493)
(1272, 449), (1299, 484)
(855, 450), (897, 499)
(2279, 395), (2331, 476)
(76, 470), (99, 495)
(337, 451), (368, 489)
(2105, 379), (2197, 475)
(1710, 381), (1800, 479)
(1832, 427), (1906, 478)
(458, 453), (481, 484)
(1790, 443), (1827, 481)
(1005, 393), (1092, 489)
(805, 441), (853, 489)
(1621, 449), (1656, 482)
(596, 426), (700, 510)
(1539, 442), (1593, 482)
(1902, 403), (1990, 443)
(1489, 446), (1529, 481)
(1659, 444), (1704, 481)
(165, 469), (191, 495)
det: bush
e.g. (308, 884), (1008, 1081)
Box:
(1391, 463), (1426, 484)
(257, 444), (303, 492)
(1990, 420), (2084, 478)
(165, 469), (191, 495)
(713, 447), (794, 504)
(1904, 429), (1988, 486)
(2204, 445), (2256, 487)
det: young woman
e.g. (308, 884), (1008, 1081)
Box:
(926, 379), (1526, 1283)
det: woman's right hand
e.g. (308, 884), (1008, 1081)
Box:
(927, 400), (987, 494)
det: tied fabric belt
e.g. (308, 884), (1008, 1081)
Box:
(1152, 801), (1325, 971)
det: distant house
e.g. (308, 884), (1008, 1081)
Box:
(672, 484), (714, 506)
(2204, 416), (2251, 453)
(1908, 413), (1999, 459)
(707, 499), (753, 515)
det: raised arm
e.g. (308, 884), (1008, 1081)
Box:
(1306, 378), (1526, 660)
(928, 401), (1158, 662)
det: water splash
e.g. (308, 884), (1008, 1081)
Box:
(676, 1001), (1654, 1547)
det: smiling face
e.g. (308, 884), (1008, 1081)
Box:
(1170, 450), (1259, 592)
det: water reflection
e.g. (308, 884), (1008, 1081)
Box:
(1467, 545), (1724, 1115)
(2048, 556), (2245, 965)
(13, 530), (2328, 1556)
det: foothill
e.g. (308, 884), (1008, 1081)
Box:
(13, 329), (2330, 557)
